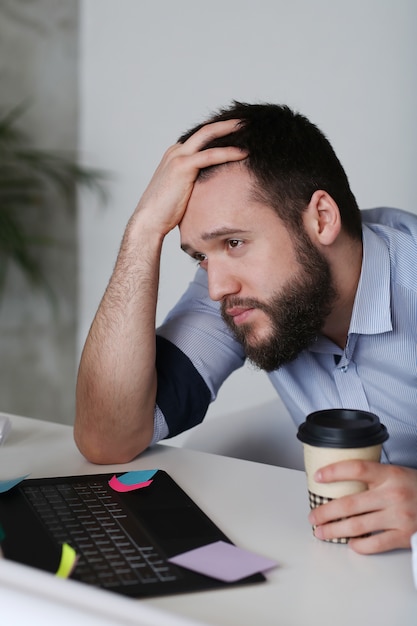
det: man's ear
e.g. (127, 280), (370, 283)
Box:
(303, 190), (341, 246)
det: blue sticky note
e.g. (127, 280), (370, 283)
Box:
(0, 474), (30, 493)
(118, 470), (158, 485)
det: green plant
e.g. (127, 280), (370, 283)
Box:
(0, 104), (107, 299)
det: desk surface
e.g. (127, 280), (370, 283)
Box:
(1, 414), (416, 626)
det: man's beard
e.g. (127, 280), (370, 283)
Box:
(220, 233), (337, 372)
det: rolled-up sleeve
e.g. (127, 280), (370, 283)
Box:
(153, 268), (245, 440)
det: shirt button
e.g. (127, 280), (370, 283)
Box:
(341, 365), (348, 373)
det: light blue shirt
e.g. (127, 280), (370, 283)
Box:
(154, 208), (417, 469)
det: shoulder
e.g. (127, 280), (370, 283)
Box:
(361, 207), (417, 292)
(361, 207), (417, 243)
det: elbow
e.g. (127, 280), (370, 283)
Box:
(73, 414), (152, 465)
(73, 423), (111, 464)
(74, 428), (148, 465)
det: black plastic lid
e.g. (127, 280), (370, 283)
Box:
(296, 409), (389, 448)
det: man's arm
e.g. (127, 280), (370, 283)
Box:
(74, 214), (162, 464)
(74, 119), (247, 464)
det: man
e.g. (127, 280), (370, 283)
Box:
(75, 102), (417, 555)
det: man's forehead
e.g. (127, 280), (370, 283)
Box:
(187, 164), (256, 217)
(181, 168), (254, 238)
(180, 178), (283, 255)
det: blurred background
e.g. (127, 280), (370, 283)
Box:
(0, 0), (416, 426)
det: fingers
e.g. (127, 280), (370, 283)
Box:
(171, 119), (248, 168)
(192, 144), (248, 168)
(153, 118), (247, 193)
(313, 459), (384, 486)
(311, 501), (380, 539)
(308, 463), (417, 554)
(313, 512), (411, 555)
(349, 530), (411, 555)
(308, 489), (379, 543)
(310, 489), (379, 525)
(179, 119), (242, 154)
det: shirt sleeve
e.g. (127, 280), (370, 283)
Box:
(154, 268), (246, 440)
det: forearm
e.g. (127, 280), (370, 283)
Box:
(75, 214), (164, 464)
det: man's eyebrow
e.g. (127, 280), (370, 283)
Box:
(201, 227), (250, 242)
(180, 242), (196, 255)
(181, 228), (250, 254)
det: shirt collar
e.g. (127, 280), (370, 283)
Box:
(310, 225), (392, 355)
(348, 225), (392, 335)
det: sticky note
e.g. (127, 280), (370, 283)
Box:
(168, 540), (278, 583)
(108, 469), (158, 492)
(0, 474), (30, 493)
(56, 543), (78, 578)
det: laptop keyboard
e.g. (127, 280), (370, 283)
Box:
(21, 480), (180, 589)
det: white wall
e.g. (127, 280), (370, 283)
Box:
(78, 0), (417, 421)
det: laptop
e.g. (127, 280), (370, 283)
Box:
(0, 470), (265, 597)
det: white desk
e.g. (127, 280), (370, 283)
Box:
(1, 414), (416, 626)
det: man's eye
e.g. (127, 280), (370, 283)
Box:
(194, 253), (207, 264)
(228, 239), (242, 249)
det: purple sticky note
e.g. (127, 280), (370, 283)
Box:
(168, 540), (278, 583)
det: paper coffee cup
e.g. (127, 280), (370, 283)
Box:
(297, 409), (389, 544)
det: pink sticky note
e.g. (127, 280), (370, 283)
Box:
(108, 475), (154, 492)
(168, 540), (278, 583)
(108, 469), (157, 492)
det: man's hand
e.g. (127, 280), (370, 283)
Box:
(308, 460), (417, 554)
(135, 119), (248, 236)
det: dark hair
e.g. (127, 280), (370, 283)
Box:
(178, 101), (362, 239)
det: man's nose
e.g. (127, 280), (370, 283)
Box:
(207, 261), (240, 302)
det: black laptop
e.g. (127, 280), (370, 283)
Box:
(0, 470), (265, 597)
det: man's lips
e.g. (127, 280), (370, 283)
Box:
(225, 306), (255, 325)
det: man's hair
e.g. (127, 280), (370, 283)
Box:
(178, 101), (362, 239)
